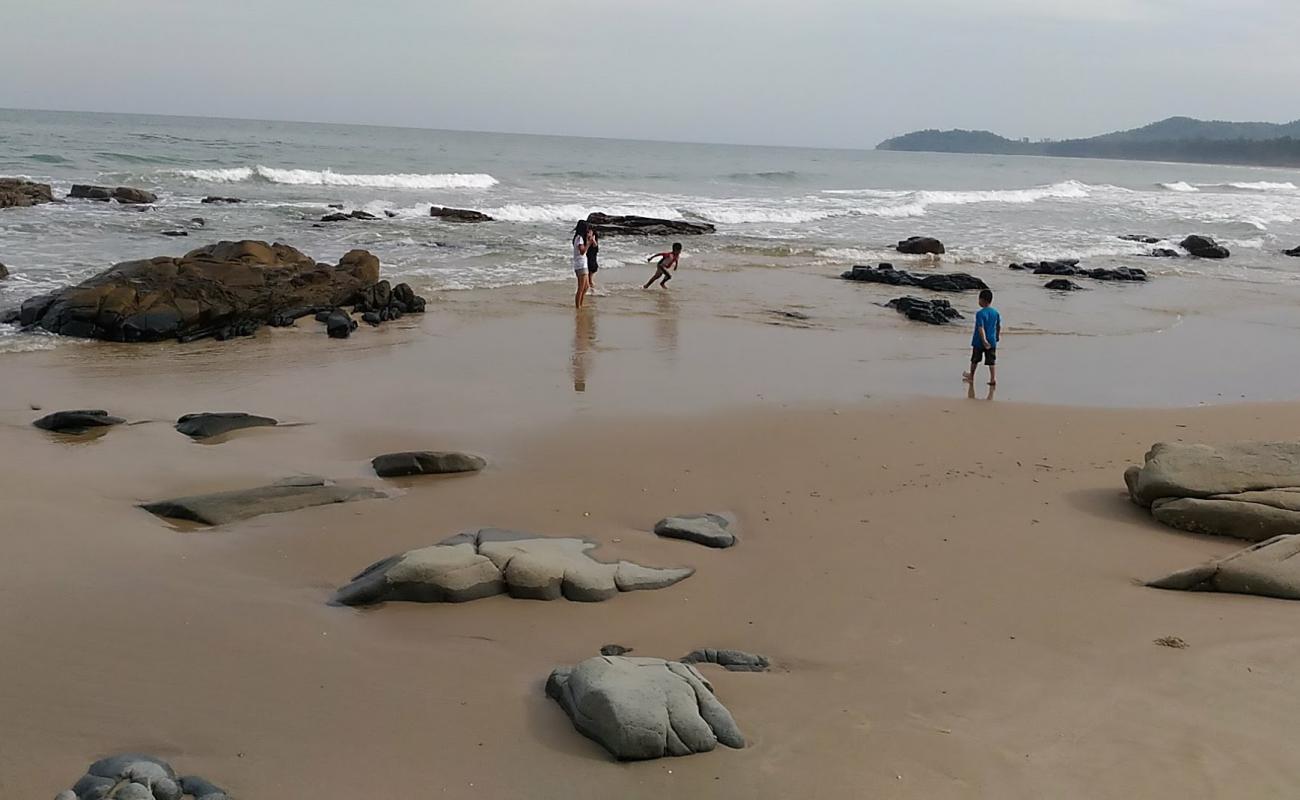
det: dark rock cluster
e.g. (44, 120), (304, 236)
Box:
(0, 177), (55, 208)
(69, 184), (157, 204)
(586, 212), (715, 236)
(886, 296), (964, 325)
(1010, 259), (1147, 282)
(431, 206), (493, 222)
(842, 263), (988, 292)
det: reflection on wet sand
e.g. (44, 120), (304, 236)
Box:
(654, 290), (679, 357)
(967, 380), (997, 401)
(571, 309), (596, 392)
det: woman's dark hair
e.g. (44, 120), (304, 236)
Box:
(573, 220), (589, 239)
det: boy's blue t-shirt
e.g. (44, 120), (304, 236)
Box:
(972, 306), (1000, 349)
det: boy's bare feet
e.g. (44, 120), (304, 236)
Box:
(962, 372), (973, 382)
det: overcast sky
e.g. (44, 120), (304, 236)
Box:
(4, 0), (1297, 149)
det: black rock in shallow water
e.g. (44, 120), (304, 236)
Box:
(200, 196), (242, 204)
(1144, 248), (1180, 258)
(161, 229), (189, 237)
(885, 296), (964, 325)
(324, 309), (356, 338)
(895, 235), (946, 255)
(1044, 278), (1083, 291)
(33, 409), (125, 434)
(372, 450), (487, 477)
(430, 206), (494, 223)
(586, 212), (714, 236)
(1119, 234), (1161, 244)
(1285, 246), (1300, 257)
(1180, 234), (1230, 259)
(842, 263), (986, 292)
(175, 412), (278, 439)
(1027, 260), (1146, 282)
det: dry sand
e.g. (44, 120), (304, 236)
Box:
(4, 269), (1300, 798)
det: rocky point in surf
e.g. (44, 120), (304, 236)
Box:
(0, 178), (55, 209)
(586, 212), (715, 236)
(3, 240), (424, 343)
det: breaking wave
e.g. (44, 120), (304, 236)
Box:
(166, 165), (499, 189)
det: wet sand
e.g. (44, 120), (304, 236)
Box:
(4, 265), (1300, 798)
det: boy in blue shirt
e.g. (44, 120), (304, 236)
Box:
(963, 289), (1001, 386)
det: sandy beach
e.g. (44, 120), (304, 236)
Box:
(5, 261), (1300, 799)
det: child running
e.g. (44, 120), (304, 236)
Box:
(963, 288), (1001, 386)
(643, 242), (682, 289)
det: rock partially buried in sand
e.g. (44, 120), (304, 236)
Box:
(1149, 534), (1300, 600)
(334, 528), (694, 606)
(13, 240), (382, 342)
(33, 409), (125, 434)
(654, 513), (737, 548)
(1044, 278), (1083, 291)
(56, 753), (230, 799)
(546, 656), (744, 760)
(682, 648), (770, 672)
(372, 451), (487, 478)
(430, 206), (493, 223)
(175, 412), (278, 439)
(885, 296), (963, 325)
(1150, 493), (1300, 542)
(141, 477), (386, 526)
(0, 177), (55, 209)
(895, 235), (946, 255)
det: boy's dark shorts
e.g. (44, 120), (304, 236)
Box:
(971, 346), (997, 366)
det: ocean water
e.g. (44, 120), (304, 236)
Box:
(3, 108), (1300, 350)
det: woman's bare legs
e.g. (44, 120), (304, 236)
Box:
(575, 272), (590, 309)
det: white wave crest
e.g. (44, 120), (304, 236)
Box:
(167, 165), (498, 189)
(1160, 181), (1199, 192)
(688, 205), (836, 224)
(1225, 181), (1297, 191)
(484, 203), (681, 223)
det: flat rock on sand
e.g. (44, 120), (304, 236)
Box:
(141, 478), (385, 526)
(371, 450), (487, 478)
(654, 513), (736, 548)
(33, 409), (126, 434)
(1125, 441), (1300, 507)
(1150, 493), (1300, 542)
(545, 656), (745, 760)
(334, 528), (693, 605)
(1149, 534), (1300, 600)
(682, 648), (770, 672)
(175, 411), (278, 439)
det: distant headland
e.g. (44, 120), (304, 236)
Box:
(877, 116), (1300, 167)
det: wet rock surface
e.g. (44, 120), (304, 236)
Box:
(175, 412), (278, 439)
(895, 235), (946, 255)
(842, 263), (988, 292)
(430, 206), (493, 222)
(334, 529), (694, 605)
(33, 409), (125, 434)
(586, 212), (715, 236)
(1013, 260), (1147, 282)
(885, 296), (964, 324)
(545, 656), (745, 760)
(0, 177), (55, 208)
(141, 477), (386, 526)
(11, 240), (382, 342)
(372, 450), (487, 477)
(69, 184), (157, 204)
(1180, 234), (1230, 259)
(1044, 278), (1083, 291)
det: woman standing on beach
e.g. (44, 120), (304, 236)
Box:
(572, 220), (592, 309)
(586, 227), (600, 293)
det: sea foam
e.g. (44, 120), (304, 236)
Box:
(167, 166), (499, 189)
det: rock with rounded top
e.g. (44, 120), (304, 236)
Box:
(545, 656), (745, 760)
(175, 412), (278, 439)
(333, 528), (693, 606)
(654, 513), (736, 548)
(1180, 234), (1230, 259)
(896, 235), (946, 255)
(1149, 534), (1300, 600)
(33, 409), (125, 434)
(14, 240), (382, 342)
(372, 450), (487, 477)
(1125, 442), (1300, 508)
(57, 753), (228, 799)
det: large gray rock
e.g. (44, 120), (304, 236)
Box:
(545, 656), (745, 760)
(371, 451), (486, 478)
(175, 412), (278, 439)
(33, 409), (125, 434)
(654, 513), (736, 548)
(141, 478), (385, 526)
(334, 529), (693, 606)
(1149, 534), (1300, 600)
(1149, 492), (1300, 542)
(57, 753), (228, 799)
(1125, 442), (1300, 508)
(682, 648), (770, 672)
